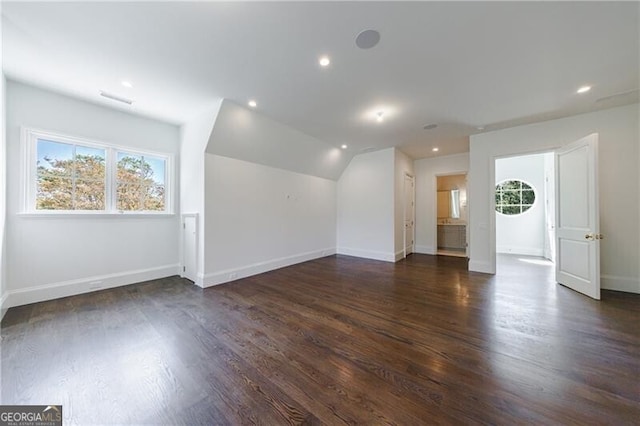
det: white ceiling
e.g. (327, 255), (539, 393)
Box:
(3, 1), (638, 159)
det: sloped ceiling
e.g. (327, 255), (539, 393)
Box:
(206, 100), (352, 181)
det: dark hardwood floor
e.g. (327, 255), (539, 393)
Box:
(2, 254), (639, 425)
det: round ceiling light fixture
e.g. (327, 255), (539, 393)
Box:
(355, 29), (381, 49)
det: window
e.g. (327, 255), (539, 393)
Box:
(24, 129), (171, 214)
(36, 139), (106, 210)
(495, 180), (535, 215)
(116, 152), (166, 211)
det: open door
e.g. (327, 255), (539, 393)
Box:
(555, 134), (600, 299)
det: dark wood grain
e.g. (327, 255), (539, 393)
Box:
(2, 254), (639, 424)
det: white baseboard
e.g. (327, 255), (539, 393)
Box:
(336, 247), (396, 263)
(4, 264), (181, 309)
(414, 245), (436, 255)
(601, 274), (640, 294)
(202, 247), (336, 288)
(469, 260), (494, 274)
(497, 246), (544, 257)
(395, 250), (406, 262)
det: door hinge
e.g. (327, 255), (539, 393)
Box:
(183, 223), (186, 229)
(183, 266), (186, 272)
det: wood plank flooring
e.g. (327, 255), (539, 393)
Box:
(2, 254), (639, 425)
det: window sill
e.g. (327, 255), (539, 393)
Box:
(17, 212), (176, 219)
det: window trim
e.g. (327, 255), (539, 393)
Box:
(495, 178), (536, 216)
(21, 127), (173, 215)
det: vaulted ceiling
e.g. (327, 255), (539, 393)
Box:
(3, 2), (638, 159)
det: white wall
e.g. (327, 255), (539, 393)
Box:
(394, 149), (415, 257)
(337, 148), (395, 261)
(202, 100), (340, 287)
(203, 155), (336, 286)
(495, 153), (546, 256)
(4, 81), (181, 307)
(469, 103), (640, 294)
(179, 102), (221, 284)
(414, 153), (469, 254)
(0, 72), (6, 320)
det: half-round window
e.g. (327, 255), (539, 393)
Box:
(495, 180), (536, 215)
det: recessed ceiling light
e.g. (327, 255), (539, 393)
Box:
(248, 100), (257, 108)
(319, 56), (331, 67)
(376, 111), (384, 122)
(432, 147), (439, 152)
(577, 85), (592, 94)
(341, 144), (348, 149)
(121, 81), (133, 89)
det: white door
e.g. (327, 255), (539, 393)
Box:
(404, 175), (415, 256)
(555, 134), (600, 299)
(182, 215), (198, 283)
(543, 157), (556, 262)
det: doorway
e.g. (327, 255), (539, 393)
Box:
(181, 213), (198, 283)
(436, 174), (467, 257)
(404, 174), (415, 257)
(494, 152), (555, 274)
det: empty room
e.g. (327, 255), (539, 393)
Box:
(1, 2), (639, 424)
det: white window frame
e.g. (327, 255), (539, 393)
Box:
(21, 127), (173, 216)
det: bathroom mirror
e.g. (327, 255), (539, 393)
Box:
(437, 189), (461, 219)
(450, 189), (460, 219)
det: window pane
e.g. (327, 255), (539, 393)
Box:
(501, 180), (520, 191)
(502, 205), (521, 215)
(75, 179), (105, 210)
(75, 146), (106, 180)
(117, 183), (142, 211)
(36, 176), (73, 210)
(144, 156), (166, 185)
(522, 190), (535, 204)
(143, 185), (165, 211)
(116, 152), (166, 211)
(502, 191), (520, 204)
(117, 152), (143, 182)
(37, 139), (73, 176)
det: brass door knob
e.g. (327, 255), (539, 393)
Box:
(585, 233), (595, 240)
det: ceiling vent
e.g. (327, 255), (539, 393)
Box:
(100, 91), (133, 105)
